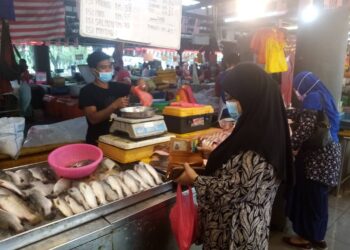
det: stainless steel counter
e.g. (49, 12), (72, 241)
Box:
(19, 190), (179, 250)
(0, 162), (176, 250)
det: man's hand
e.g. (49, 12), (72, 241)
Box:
(112, 96), (129, 110)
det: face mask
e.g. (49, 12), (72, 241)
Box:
(226, 101), (240, 120)
(98, 71), (113, 83)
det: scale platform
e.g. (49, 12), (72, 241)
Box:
(109, 115), (167, 139)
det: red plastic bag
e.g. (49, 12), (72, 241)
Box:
(133, 86), (153, 106)
(169, 185), (198, 250)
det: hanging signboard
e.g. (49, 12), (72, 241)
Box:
(79, 0), (182, 49)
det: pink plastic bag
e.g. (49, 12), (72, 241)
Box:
(169, 185), (198, 250)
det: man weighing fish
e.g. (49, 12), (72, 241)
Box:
(79, 51), (153, 145)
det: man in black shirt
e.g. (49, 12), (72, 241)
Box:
(79, 51), (131, 145)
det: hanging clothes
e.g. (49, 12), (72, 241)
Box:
(250, 28), (288, 74)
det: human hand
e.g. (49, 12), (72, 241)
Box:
(112, 96), (129, 110)
(175, 163), (198, 186)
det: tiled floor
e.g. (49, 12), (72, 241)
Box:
(191, 180), (350, 250)
(270, 180), (350, 250)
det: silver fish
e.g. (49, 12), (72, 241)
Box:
(0, 208), (24, 233)
(101, 181), (118, 201)
(134, 165), (156, 187)
(53, 197), (73, 217)
(0, 170), (11, 181)
(122, 172), (140, 193)
(141, 163), (163, 185)
(0, 178), (24, 197)
(90, 181), (107, 205)
(28, 167), (48, 182)
(68, 159), (94, 168)
(126, 170), (150, 190)
(7, 171), (26, 187)
(26, 181), (54, 197)
(67, 187), (90, 210)
(101, 158), (117, 171)
(79, 183), (98, 209)
(53, 178), (71, 196)
(106, 176), (124, 199)
(15, 169), (32, 185)
(28, 190), (53, 217)
(0, 194), (41, 225)
(115, 176), (132, 197)
(64, 195), (85, 214)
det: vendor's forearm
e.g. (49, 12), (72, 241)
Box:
(86, 105), (115, 124)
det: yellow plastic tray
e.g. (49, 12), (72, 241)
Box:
(163, 105), (214, 117)
(98, 142), (155, 164)
(171, 127), (222, 139)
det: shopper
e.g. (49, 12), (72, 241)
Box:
(176, 63), (292, 250)
(283, 71), (341, 250)
(79, 51), (153, 145)
(114, 59), (131, 84)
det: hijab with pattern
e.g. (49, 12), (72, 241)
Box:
(293, 71), (339, 142)
(205, 63), (292, 183)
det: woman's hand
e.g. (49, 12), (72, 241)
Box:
(175, 163), (199, 186)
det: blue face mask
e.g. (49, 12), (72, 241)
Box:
(99, 71), (113, 83)
(226, 101), (240, 120)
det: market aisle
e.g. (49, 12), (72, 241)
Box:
(269, 180), (350, 250)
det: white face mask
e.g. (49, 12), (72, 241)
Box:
(226, 101), (240, 120)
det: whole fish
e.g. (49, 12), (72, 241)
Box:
(53, 178), (71, 196)
(28, 167), (48, 182)
(134, 165), (156, 187)
(79, 183), (98, 209)
(68, 159), (94, 168)
(101, 158), (117, 171)
(90, 181), (107, 205)
(15, 169), (32, 186)
(0, 179), (24, 197)
(64, 195), (85, 214)
(28, 190), (53, 217)
(26, 181), (54, 197)
(106, 176), (124, 199)
(67, 187), (90, 210)
(7, 171), (27, 187)
(101, 181), (118, 201)
(53, 197), (73, 217)
(122, 172), (140, 193)
(0, 208), (24, 233)
(0, 194), (41, 225)
(126, 170), (150, 190)
(141, 163), (163, 185)
(0, 170), (11, 181)
(115, 176), (132, 197)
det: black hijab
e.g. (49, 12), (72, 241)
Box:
(205, 63), (292, 182)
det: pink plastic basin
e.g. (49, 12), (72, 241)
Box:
(48, 143), (103, 179)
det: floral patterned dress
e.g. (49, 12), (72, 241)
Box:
(194, 151), (280, 250)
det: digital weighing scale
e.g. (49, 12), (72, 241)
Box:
(109, 115), (168, 139)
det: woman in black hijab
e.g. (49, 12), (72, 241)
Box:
(176, 63), (292, 250)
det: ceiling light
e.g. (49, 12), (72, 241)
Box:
(182, 0), (200, 6)
(224, 11), (285, 23)
(301, 5), (319, 22)
(207, 5), (212, 9)
(284, 25), (298, 30)
(201, 6), (206, 10)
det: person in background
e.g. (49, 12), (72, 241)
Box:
(176, 63), (293, 249)
(141, 63), (150, 77)
(114, 59), (131, 85)
(79, 51), (152, 145)
(283, 72), (341, 250)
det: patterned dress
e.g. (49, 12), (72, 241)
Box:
(194, 151), (280, 250)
